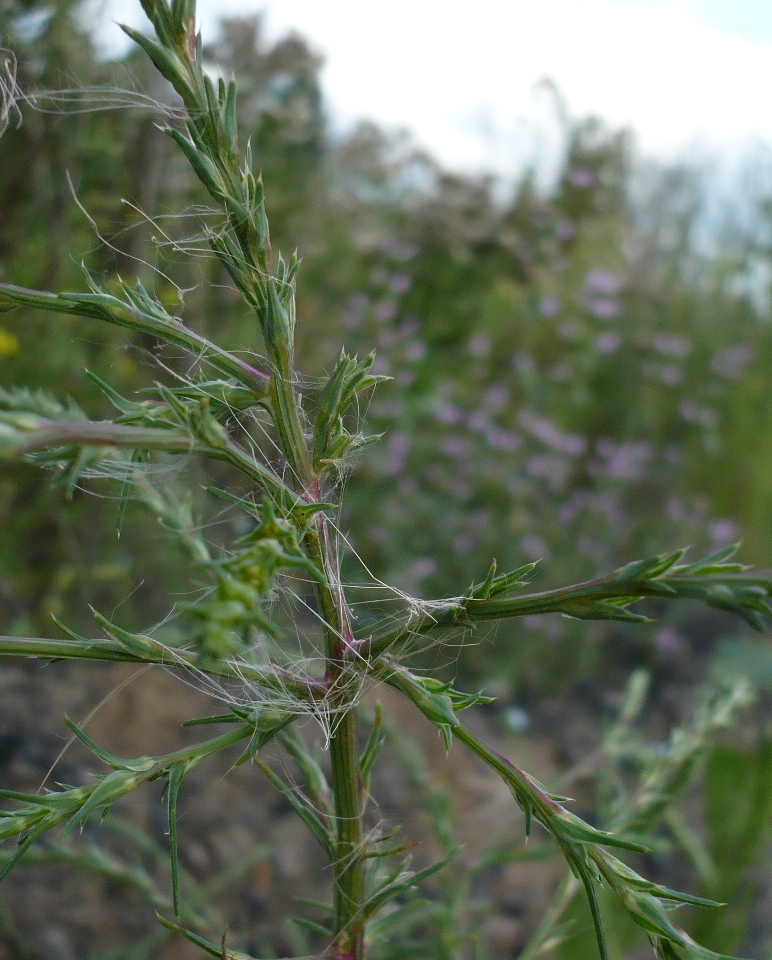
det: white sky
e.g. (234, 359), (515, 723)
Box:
(99, 0), (772, 179)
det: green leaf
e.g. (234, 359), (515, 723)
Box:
(61, 769), (142, 835)
(609, 551), (686, 584)
(167, 759), (200, 916)
(252, 757), (334, 858)
(90, 610), (159, 658)
(362, 852), (456, 921)
(156, 916), (256, 960)
(0, 822), (51, 884)
(64, 718), (155, 773)
(380, 666), (459, 733)
(361, 703), (385, 790)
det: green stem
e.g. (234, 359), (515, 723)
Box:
(0, 283), (270, 396)
(308, 512), (365, 957)
(364, 567), (772, 657)
(0, 635), (322, 699)
(269, 365), (313, 490)
(2, 417), (298, 500)
(328, 695), (365, 957)
(123, 9), (367, 949)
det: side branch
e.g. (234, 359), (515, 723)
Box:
(0, 281), (269, 396)
(0, 414), (298, 500)
(0, 634), (324, 699)
(364, 547), (772, 657)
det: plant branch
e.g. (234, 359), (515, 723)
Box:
(0, 634), (323, 700)
(364, 547), (772, 657)
(0, 281), (269, 395)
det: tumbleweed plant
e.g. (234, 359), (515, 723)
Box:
(0, 2), (770, 957)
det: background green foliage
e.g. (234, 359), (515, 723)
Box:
(1, 1), (771, 956)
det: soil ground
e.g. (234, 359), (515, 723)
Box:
(0, 630), (768, 960)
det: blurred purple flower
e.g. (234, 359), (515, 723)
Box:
(377, 329), (398, 349)
(486, 426), (521, 452)
(374, 299), (398, 323)
(539, 295), (560, 317)
(585, 269), (623, 296)
(404, 340), (426, 362)
(653, 333), (691, 357)
(654, 627), (682, 653)
(678, 400), (717, 427)
(595, 438), (652, 481)
(343, 293), (369, 329)
(485, 383), (509, 412)
(439, 435), (473, 458)
(436, 402), (464, 426)
(525, 454), (571, 491)
(468, 334), (492, 357)
(383, 239), (420, 262)
(370, 355), (390, 376)
(468, 509), (490, 532)
(467, 410), (489, 431)
(399, 316), (420, 337)
(558, 500), (578, 524)
(390, 272), (413, 294)
(587, 297), (620, 319)
(594, 491), (624, 525)
(711, 343), (754, 379)
(659, 364), (683, 386)
(520, 534), (548, 560)
(449, 477), (472, 499)
(555, 218), (576, 241)
(411, 557), (439, 581)
(520, 409), (586, 456)
(453, 532), (476, 553)
(596, 331), (621, 354)
(561, 435), (587, 458)
(708, 518), (740, 545)
(548, 362), (571, 383)
(666, 498), (688, 522)
(511, 352), (534, 374)
(577, 274), (621, 317)
(383, 430), (410, 476)
(568, 167), (595, 188)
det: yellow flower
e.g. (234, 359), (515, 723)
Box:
(0, 328), (19, 358)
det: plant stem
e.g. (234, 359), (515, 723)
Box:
(328, 697), (364, 957)
(0, 635), (322, 697)
(307, 511), (365, 957)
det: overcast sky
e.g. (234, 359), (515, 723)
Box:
(99, 0), (772, 179)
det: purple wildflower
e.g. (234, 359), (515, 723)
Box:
(653, 333), (691, 357)
(711, 344), (754, 379)
(709, 518), (740, 545)
(596, 331), (621, 354)
(539, 295), (560, 317)
(585, 269), (623, 296)
(468, 334), (492, 357)
(568, 167), (595, 188)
